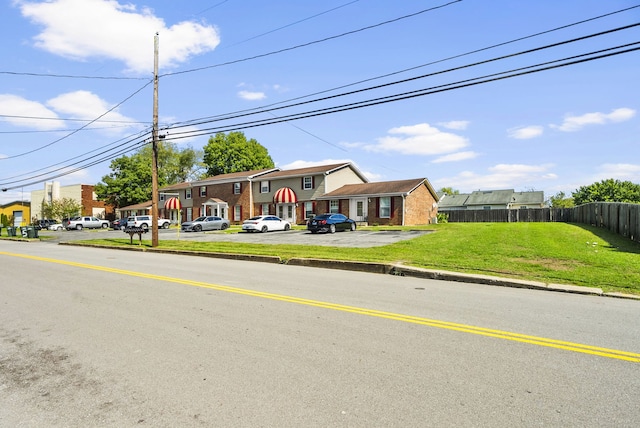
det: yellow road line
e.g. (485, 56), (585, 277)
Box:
(3, 250), (639, 363)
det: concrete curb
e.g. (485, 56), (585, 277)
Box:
(56, 242), (639, 300)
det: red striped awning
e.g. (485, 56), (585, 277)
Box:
(273, 187), (297, 203)
(164, 197), (182, 210)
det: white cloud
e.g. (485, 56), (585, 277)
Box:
(363, 123), (469, 155)
(18, 0), (220, 74)
(432, 151), (478, 163)
(594, 163), (640, 182)
(508, 125), (543, 139)
(46, 90), (137, 132)
(434, 163), (557, 192)
(238, 90), (266, 101)
(550, 108), (636, 132)
(438, 120), (469, 130)
(0, 94), (65, 130)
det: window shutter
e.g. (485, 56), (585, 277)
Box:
(301, 178), (304, 189)
(390, 197), (395, 218)
(239, 182), (242, 192)
(376, 198), (380, 217)
(312, 176), (315, 189)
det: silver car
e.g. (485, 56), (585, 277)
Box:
(181, 216), (230, 232)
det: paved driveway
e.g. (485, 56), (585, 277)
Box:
(39, 228), (432, 248)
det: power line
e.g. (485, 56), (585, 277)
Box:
(163, 43), (640, 141)
(168, 5), (640, 128)
(165, 23), (640, 134)
(161, 0), (462, 77)
(0, 80), (153, 159)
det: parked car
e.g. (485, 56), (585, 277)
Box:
(48, 221), (65, 231)
(66, 216), (110, 230)
(126, 215), (171, 230)
(242, 215), (291, 233)
(181, 216), (230, 232)
(307, 213), (356, 234)
(34, 219), (56, 230)
(111, 218), (128, 230)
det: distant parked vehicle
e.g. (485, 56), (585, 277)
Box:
(111, 218), (128, 230)
(307, 213), (356, 234)
(48, 221), (64, 231)
(242, 215), (291, 233)
(66, 216), (110, 230)
(126, 215), (171, 230)
(181, 216), (230, 232)
(34, 219), (56, 230)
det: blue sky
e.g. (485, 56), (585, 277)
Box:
(1, 0), (639, 204)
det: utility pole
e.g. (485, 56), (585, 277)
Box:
(151, 32), (160, 247)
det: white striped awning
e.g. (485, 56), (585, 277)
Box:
(273, 187), (297, 203)
(164, 197), (182, 210)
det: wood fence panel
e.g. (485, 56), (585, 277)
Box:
(443, 202), (640, 243)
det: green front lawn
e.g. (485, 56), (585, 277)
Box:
(78, 222), (640, 294)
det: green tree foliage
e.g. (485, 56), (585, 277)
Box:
(95, 141), (202, 208)
(572, 179), (640, 205)
(203, 132), (275, 176)
(439, 187), (460, 195)
(548, 191), (575, 208)
(41, 197), (83, 219)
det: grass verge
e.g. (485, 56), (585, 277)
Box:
(73, 222), (640, 295)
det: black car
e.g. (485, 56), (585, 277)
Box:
(111, 218), (128, 230)
(307, 213), (356, 234)
(34, 219), (56, 230)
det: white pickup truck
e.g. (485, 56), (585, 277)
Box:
(66, 216), (110, 230)
(126, 215), (171, 230)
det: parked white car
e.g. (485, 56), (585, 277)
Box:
(242, 215), (291, 233)
(126, 215), (171, 230)
(66, 216), (110, 230)
(48, 222), (65, 231)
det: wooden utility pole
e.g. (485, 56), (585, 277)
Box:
(151, 32), (160, 247)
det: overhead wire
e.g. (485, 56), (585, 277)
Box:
(161, 0), (463, 77)
(163, 23), (640, 134)
(156, 43), (640, 141)
(0, 80), (153, 160)
(168, 4), (640, 128)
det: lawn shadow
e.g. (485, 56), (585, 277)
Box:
(573, 223), (640, 255)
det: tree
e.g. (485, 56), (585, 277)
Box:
(547, 191), (574, 208)
(572, 179), (640, 205)
(95, 141), (202, 208)
(439, 187), (460, 195)
(203, 132), (275, 176)
(41, 197), (83, 220)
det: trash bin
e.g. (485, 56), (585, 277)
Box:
(19, 227), (37, 238)
(27, 226), (38, 238)
(7, 226), (16, 237)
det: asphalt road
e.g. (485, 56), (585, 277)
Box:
(1, 240), (639, 427)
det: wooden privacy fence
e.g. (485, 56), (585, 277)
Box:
(442, 203), (640, 243)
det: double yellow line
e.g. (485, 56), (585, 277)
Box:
(3, 250), (639, 363)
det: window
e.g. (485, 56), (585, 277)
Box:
(234, 205), (241, 221)
(159, 194), (165, 202)
(200, 186), (207, 197)
(379, 197), (391, 218)
(329, 200), (339, 214)
(304, 202), (314, 219)
(186, 207), (192, 221)
(260, 181), (270, 193)
(261, 204), (270, 215)
(185, 188), (192, 199)
(302, 176), (313, 190)
(234, 182), (241, 194)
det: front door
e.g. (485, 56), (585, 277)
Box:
(350, 198), (367, 223)
(277, 203), (296, 224)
